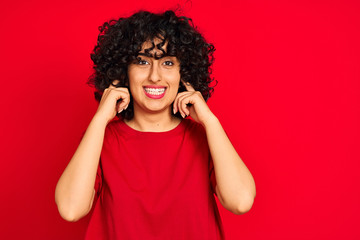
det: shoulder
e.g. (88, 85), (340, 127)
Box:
(183, 118), (206, 138)
(182, 119), (210, 151)
(103, 118), (124, 139)
(107, 118), (121, 129)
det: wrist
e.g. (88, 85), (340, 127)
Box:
(92, 113), (110, 127)
(201, 114), (219, 129)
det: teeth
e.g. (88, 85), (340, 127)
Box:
(144, 88), (165, 95)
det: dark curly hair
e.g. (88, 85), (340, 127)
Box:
(87, 10), (216, 120)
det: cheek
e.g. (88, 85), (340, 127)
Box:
(169, 80), (181, 99)
(128, 72), (144, 93)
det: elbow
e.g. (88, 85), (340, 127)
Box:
(60, 212), (81, 222)
(55, 188), (93, 222)
(232, 193), (256, 215)
(56, 202), (83, 222)
(55, 194), (78, 222)
(55, 196), (90, 222)
(234, 201), (254, 215)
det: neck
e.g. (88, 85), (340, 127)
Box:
(125, 106), (181, 132)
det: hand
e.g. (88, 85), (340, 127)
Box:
(173, 80), (215, 126)
(94, 80), (130, 124)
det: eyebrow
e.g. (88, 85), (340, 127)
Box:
(137, 52), (179, 61)
(137, 52), (167, 60)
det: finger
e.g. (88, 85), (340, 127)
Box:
(110, 88), (129, 102)
(177, 93), (193, 117)
(173, 91), (189, 114)
(108, 82), (129, 106)
(180, 95), (194, 117)
(117, 94), (131, 113)
(181, 79), (196, 92)
(111, 87), (129, 94)
(117, 97), (130, 113)
(108, 88), (130, 113)
(174, 91), (192, 115)
(109, 79), (120, 89)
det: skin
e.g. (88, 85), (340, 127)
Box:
(124, 39), (182, 132)
(55, 38), (256, 222)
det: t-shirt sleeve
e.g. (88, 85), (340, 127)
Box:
(194, 121), (218, 197)
(209, 154), (217, 196)
(94, 160), (103, 197)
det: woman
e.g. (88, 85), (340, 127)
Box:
(55, 10), (256, 240)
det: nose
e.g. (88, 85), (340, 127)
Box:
(148, 63), (161, 83)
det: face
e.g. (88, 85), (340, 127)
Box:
(127, 38), (181, 115)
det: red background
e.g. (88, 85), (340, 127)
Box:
(1, 0), (359, 239)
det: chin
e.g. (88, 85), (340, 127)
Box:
(144, 104), (171, 113)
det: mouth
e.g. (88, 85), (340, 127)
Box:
(143, 86), (166, 99)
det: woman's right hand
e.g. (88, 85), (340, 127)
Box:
(94, 80), (130, 124)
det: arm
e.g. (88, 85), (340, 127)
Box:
(55, 115), (107, 222)
(174, 80), (256, 215)
(55, 80), (130, 222)
(204, 116), (256, 215)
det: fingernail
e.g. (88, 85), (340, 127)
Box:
(173, 108), (176, 114)
(118, 109), (123, 113)
(124, 105), (128, 110)
(181, 113), (185, 118)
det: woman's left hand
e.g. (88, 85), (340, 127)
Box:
(173, 80), (216, 126)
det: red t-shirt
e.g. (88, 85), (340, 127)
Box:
(84, 118), (225, 240)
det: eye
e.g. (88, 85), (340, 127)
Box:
(163, 60), (174, 66)
(135, 57), (149, 65)
(137, 59), (149, 65)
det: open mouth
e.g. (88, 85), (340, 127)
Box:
(143, 87), (166, 99)
(144, 87), (166, 95)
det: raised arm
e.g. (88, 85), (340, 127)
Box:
(203, 116), (256, 215)
(55, 115), (107, 222)
(55, 80), (130, 222)
(173, 80), (256, 215)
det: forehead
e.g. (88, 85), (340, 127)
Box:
(138, 38), (169, 59)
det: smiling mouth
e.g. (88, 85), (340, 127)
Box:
(143, 87), (166, 99)
(144, 87), (166, 95)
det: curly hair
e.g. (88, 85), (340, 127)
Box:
(87, 10), (216, 120)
